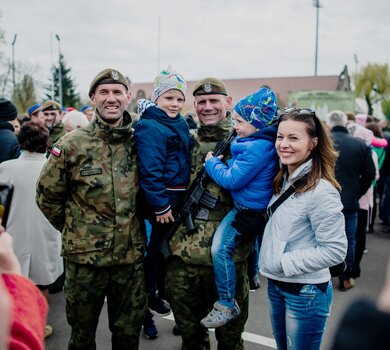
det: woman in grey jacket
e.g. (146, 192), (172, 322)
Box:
(260, 108), (347, 350)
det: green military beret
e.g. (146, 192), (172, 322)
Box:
(41, 100), (62, 112)
(89, 68), (129, 97)
(192, 77), (228, 96)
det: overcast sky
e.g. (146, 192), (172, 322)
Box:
(1, 0), (389, 100)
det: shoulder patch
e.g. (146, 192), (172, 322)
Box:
(52, 146), (62, 157)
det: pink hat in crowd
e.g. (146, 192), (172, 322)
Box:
(355, 114), (368, 127)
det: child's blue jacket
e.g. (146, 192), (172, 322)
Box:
(135, 99), (192, 214)
(205, 124), (278, 210)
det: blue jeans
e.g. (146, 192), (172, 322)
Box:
(211, 208), (241, 308)
(268, 279), (332, 350)
(340, 210), (358, 281)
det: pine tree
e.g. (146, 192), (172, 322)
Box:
(45, 54), (80, 108)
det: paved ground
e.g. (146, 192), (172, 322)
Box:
(45, 226), (390, 350)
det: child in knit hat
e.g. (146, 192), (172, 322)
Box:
(134, 70), (192, 334)
(201, 87), (279, 328)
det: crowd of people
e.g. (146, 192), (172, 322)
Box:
(0, 68), (389, 350)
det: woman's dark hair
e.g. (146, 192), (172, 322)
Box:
(366, 121), (383, 138)
(17, 122), (49, 153)
(274, 109), (340, 194)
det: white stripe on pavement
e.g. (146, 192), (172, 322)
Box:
(163, 313), (276, 349)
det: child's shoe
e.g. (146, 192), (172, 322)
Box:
(142, 317), (158, 340)
(148, 295), (171, 317)
(249, 273), (261, 291)
(200, 300), (240, 328)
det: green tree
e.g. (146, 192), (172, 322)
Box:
(354, 63), (390, 115)
(45, 54), (80, 108)
(12, 74), (37, 113)
(382, 99), (390, 121)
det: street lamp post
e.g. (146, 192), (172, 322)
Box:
(11, 34), (17, 97)
(313, 0), (321, 76)
(354, 54), (359, 76)
(157, 16), (161, 74)
(55, 34), (63, 106)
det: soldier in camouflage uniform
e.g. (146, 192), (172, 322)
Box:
(36, 69), (146, 350)
(166, 78), (252, 350)
(41, 100), (66, 154)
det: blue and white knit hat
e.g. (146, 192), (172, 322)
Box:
(234, 87), (277, 129)
(152, 69), (187, 102)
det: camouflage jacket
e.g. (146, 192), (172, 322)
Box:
(36, 111), (145, 266)
(47, 122), (66, 153)
(169, 114), (252, 266)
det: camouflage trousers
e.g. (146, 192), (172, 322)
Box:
(64, 260), (147, 350)
(166, 257), (249, 350)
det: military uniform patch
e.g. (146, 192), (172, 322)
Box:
(195, 207), (209, 220)
(80, 168), (103, 176)
(52, 146), (62, 157)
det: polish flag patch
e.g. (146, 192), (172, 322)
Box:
(52, 146), (62, 157)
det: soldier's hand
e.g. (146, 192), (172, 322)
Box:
(156, 210), (175, 224)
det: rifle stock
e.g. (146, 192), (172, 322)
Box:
(159, 129), (237, 258)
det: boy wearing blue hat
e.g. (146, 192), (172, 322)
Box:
(135, 69), (192, 337)
(201, 87), (279, 328)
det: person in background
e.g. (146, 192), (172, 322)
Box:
(9, 118), (21, 135)
(0, 122), (63, 338)
(21, 116), (31, 125)
(28, 104), (45, 126)
(0, 99), (20, 164)
(348, 126), (380, 281)
(41, 100), (66, 153)
(201, 87), (278, 328)
(36, 68), (147, 349)
(166, 78), (253, 349)
(0, 227), (48, 350)
(260, 108), (347, 350)
(62, 110), (90, 132)
(327, 110), (376, 291)
(366, 122), (388, 232)
(80, 105), (95, 122)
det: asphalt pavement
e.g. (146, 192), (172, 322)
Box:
(45, 225), (390, 350)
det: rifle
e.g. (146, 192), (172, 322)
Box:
(159, 129), (237, 258)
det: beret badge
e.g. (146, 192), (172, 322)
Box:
(111, 70), (119, 80)
(203, 83), (212, 93)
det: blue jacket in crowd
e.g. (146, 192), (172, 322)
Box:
(135, 99), (192, 215)
(0, 121), (20, 164)
(205, 124), (279, 210)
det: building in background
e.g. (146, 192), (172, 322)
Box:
(129, 66), (352, 118)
